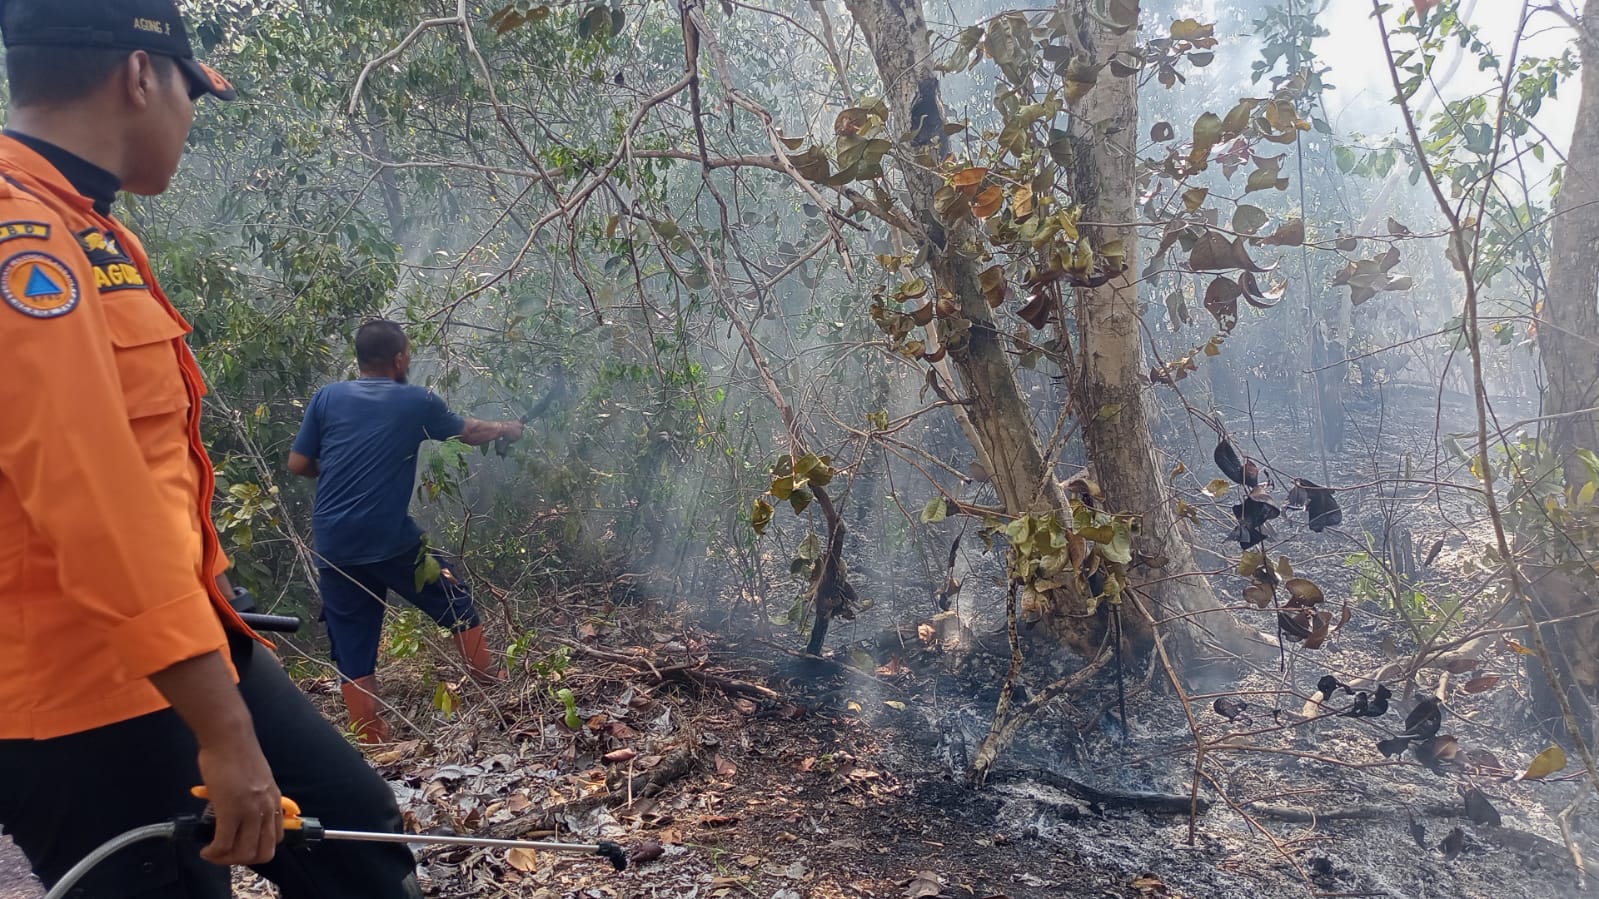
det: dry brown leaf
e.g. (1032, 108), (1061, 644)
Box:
(1462, 674), (1501, 694)
(1283, 578), (1325, 606)
(506, 847), (539, 872)
(715, 754), (738, 777)
(1012, 186), (1035, 218)
(605, 721), (641, 739)
(905, 871), (944, 899)
(972, 185), (1005, 219)
(951, 167), (987, 196)
(1243, 583), (1274, 609)
(604, 748), (638, 764)
(1016, 292), (1052, 329)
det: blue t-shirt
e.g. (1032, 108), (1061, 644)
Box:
(291, 378), (466, 567)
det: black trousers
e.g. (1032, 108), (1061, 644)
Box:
(0, 634), (422, 898)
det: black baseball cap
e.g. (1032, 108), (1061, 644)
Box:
(0, 0), (236, 101)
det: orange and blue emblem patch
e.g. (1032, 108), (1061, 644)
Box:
(1, 252), (79, 319)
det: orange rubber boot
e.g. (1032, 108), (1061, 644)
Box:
(340, 676), (391, 744)
(452, 625), (507, 685)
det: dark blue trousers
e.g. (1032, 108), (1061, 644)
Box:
(318, 544), (481, 681)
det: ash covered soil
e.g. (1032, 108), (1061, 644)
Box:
(5, 381), (1596, 899)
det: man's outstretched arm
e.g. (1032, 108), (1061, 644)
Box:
(459, 418), (525, 447)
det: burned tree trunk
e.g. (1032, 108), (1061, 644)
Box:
(1062, 0), (1268, 672)
(1543, 0), (1599, 489)
(840, 0), (1266, 668)
(805, 486), (857, 655)
(1528, 0), (1599, 741)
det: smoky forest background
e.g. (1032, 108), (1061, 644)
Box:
(9, 0), (1599, 896)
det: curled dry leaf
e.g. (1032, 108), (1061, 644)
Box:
(603, 748), (639, 764)
(1283, 578), (1324, 606)
(1462, 674), (1501, 694)
(1243, 582), (1274, 608)
(1016, 292), (1053, 329)
(972, 185), (1005, 219)
(951, 167), (987, 196)
(1301, 610), (1334, 650)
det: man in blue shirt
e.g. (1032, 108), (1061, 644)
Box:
(289, 320), (524, 743)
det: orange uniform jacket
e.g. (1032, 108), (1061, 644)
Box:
(0, 135), (259, 740)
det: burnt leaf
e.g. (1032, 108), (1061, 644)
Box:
(1368, 684), (1392, 717)
(1317, 675), (1342, 699)
(1214, 440), (1248, 484)
(1239, 271), (1287, 309)
(1285, 484), (1308, 509)
(1203, 277), (1241, 332)
(1377, 736), (1411, 758)
(1439, 827), (1465, 861)
(1409, 814), (1427, 849)
(1296, 479), (1342, 531)
(1423, 538), (1446, 567)
(1278, 610), (1313, 641)
(1463, 788), (1501, 826)
(1213, 697), (1248, 721)
(1402, 697), (1443, 740)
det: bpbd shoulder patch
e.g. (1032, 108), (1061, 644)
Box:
(1, 251), (79, 319)
(0, 221), (50, 244)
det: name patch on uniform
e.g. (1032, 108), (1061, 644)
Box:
(76, 228), (147, 293)
(1, 252), (79, 319)
(0, 221), (50, 244)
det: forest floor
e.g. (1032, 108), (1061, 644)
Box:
(4, 379), (1597, 899)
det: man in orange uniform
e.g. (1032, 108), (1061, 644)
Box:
(0, 1), (421, 896)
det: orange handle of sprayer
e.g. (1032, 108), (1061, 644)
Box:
(190, 786), (307, 831)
